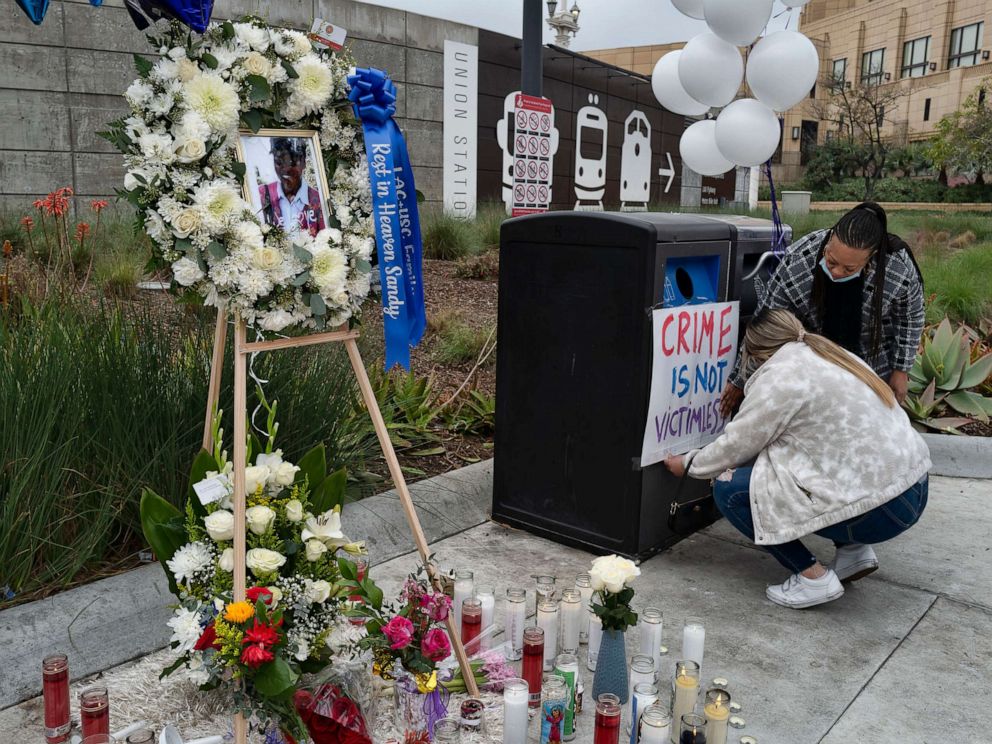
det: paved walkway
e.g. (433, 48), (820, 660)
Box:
(2, 474), (990, 742)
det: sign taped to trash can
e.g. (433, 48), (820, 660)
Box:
(640, 301), (740, 467)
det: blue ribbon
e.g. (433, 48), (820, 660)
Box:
(348, 67), (427, 370)
(764, 158), (788, 256)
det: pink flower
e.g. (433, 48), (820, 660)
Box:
(381, 616), (415, 650)
(419, 592), (452, 623)
(421, 628), (451, 662)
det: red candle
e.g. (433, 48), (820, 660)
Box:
(461, 598), (482, 645)
(42, 654), (71, 744)
(79, 686), (109, 738)
(522, 626), (544, 708)
(593, 693), (621, 744)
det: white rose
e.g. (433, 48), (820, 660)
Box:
(267, 586), (283, 606)
(259, 309), (295, 332)
(245, 464), (270, 494)
(253, 246), (282, 271)
(306, 579), (332, 604)
(172, 257), (204, 287)
(172, 208), (202, 238)
(589, 554), (640, 594)
(243, 51), (273, 79)
(246, 548), (286, 576)
(304, 539), (327, 562)
(204, 509), (235, 541)
(246, 505), (276, 535)
(176, 138), (206, 163)
(599, 564), (626, 594)
(218, 547), (234, 572)
(285, 499), (304, 522)
(271, 461), (300, 487)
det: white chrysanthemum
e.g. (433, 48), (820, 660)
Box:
(234, 22), (271, 52)
(145, 210), (167, 242)
(138, 132), (176, 165)
(151, 58), (179, 82)
(183, 73), (240, 134)
(173, 257), (204, 286)
(175, 111), (211, 144)
(348, 273), (372, 300)
(231, 221), (264, 251)
(286, 55), (333, 115)
(125, 80), (154, 108)
(239, 270), (273, 299)
(208, 44), (240, 72)
(192, 181), (244, 231)
(167, 542), (213, 585)
(167, 607), (203, 653)
(259, 309), (295, 332)
(185, 655), (210, 686)
(310, 246), (348, 293)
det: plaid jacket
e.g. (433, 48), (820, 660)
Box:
(729, 228), (925, 388)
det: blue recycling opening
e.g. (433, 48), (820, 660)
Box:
(663, 255), (721, 307)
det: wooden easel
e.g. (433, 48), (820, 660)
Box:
(202, 308), (479, 744)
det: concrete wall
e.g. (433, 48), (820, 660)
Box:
(0, 0), (477, 212)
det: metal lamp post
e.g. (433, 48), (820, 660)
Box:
(546, 0), (581, 48)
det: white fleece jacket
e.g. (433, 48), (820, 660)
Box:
(688, 342), (931, 545)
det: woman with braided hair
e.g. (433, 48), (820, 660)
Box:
(666, 309), (930, 609)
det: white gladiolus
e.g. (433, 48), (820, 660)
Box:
(125, 80), (154, 107)
(172, 257), (204, 287)
(246, 505), (276, 535)
(285, 499), (304, 522)
(246, 548), (287, 576)
(218, 547), (235, 572)
(204, 509), (235, 541)
(304, 539), (327, 562)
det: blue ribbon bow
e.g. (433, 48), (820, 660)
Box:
(17, 0), (101, 25)
(123, 0), (214, 34)
(348, 67), (426, 370)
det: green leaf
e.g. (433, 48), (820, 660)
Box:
(294, 245), (313, 262)
(207, 241), (227, 260)
(415, 189), (426, 204)
(312, 467), (347, 513)
(291, 271), (311, 287)
(200, 52), (219, 70)
(159, 654), (188, 680)
(360, 578), (384, 609)
(355, 259), (372, 274)
(410, 446), (445, 457)
(281, 59), (299, 79)
(253, 656), (298, 699)
(174, 237), (194, 255)
(242, 109), (264, 133)
(140, 488), (188, 597)
(221, 21), (235, 40)
(231, 161), (247, 179)
(310, 293), (327, 316)
(133, 53), (153, 78)
(187, 448), (219, 518)
(960, 353), (992, 389)
(338, 558), (358, 582)
(946, 391), (992, 422)
(295, 444), (327, 490)
(246, 74), (272, 103)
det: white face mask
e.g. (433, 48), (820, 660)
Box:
(819, 256), (863, 283)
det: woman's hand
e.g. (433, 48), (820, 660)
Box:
(889, 370), (909, 404)
(719, 383), (744, 419)
(664, 454), (686, 478)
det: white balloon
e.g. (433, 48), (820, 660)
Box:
(678, 33), (744, 108)
(680, 119), (734, 177)
(672, 0), (705, 19)
(652, 51), (711, 116)
(703, 0), (774, 47)
(746, 30), (820, 111)
(715, 98), (780, 167)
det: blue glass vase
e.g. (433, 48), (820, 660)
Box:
(592, 628), (629, 704)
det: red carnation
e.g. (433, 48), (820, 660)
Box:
(243, 618), (281, 648)
(246, 586), (274, 605)
(240, 643), (274, 668)
(193, 623), (221, 651)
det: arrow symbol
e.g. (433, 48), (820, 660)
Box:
(658, 151), (675, 194)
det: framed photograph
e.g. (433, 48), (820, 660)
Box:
(236, 129), (331, 238)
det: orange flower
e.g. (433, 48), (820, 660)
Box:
(74, 222), (90, 241)
(223, 601), (255, 624)
(20, 216), (34, 233)
(42, 187), (72, 217)
(91, 200), (108, 213)
(32, 199), (45, 211)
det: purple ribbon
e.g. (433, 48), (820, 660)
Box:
(423, 685), (450, 736)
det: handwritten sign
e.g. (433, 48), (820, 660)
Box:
(640, 301), (740, 467)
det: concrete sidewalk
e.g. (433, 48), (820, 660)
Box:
(2, 474), (990, 742)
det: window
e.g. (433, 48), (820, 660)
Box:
(923, 98), (931, 122)
(832, 58), (847, 84)
(902, 36), (930, 78)
(948, 22), (984, 68)
(861, 48), (885, 85)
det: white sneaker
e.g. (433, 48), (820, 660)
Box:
(829, 544), (879, 583)
(766, 570), (844, 609)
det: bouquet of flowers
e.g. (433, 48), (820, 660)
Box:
(141, 396), (379, 738)
(589, 554), (641, 631)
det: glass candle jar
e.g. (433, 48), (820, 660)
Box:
(553, 653), (579, 742)
(628, 682), (659, 737)
(670, 661), (700, 744)
(348, 552), (370, 625)
(540, 675), (568, 744)
(639, 608), (664, 679)
(505, 588), (527, 661)
(703, 688), (731, 744)
(80, 686), (110, 738)
(433, 718), (462, 743)
(502, 678), (529, 744)
(679, 713), (707, 744)
(475, 585), (496, 650)
(587, 610), (603, 672)
(537, 600), (560, 671)
(575, 573), (593, 644)
(536, 575), (556, 605)
(523, 626), (545, 708)
(452, 569), (474, 631)
(681, 617), (705, 671)
(459, 698), (486, 732)
(125, 731), (155, 744)
(639, 704), (672, 744)
(42, 654), (71, 744)
(461, 598), (482, 646)
(593, 692), (622, 744)
(629, 654), (655, 699)
(560, 589), (581, 655)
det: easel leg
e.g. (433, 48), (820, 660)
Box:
(232, 318), (249, 744)
(343, 338), (481, 697)
(202, 307), (228, 452)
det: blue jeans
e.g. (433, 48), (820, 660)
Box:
(712, 467), (929, 573)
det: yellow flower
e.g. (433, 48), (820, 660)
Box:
(415, 671), (438, 694)
(224, 601), (255, 624)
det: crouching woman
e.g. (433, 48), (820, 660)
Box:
(664, 309), (930, 609)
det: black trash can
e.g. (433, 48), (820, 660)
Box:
(491, 212), (737, 559)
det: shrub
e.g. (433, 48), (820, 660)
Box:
(474, 200), (507, 249)
(453, 249), (499, 281)
(434, 314), (494, 366)
(422, 210), (481, 260)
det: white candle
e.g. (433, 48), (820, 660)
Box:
(576, 573), (593, 644)
(627, 682), (658, 737)
(628, 655), (655, 703)
(560, 589), (581, 655)
(477, 586), (495, 650)
(537, 601), (559, 671)
(587, 611), (602, 672)
(638, 704), (671, 744)
(452, 569), (474, 634)
(505, 588), (527, 661)
(503, 678), (530, 744)
(681, 617), (705, 671)
(670, 662), (700, 744)
(639, 608), (664, 680)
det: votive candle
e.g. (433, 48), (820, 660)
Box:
(702, 688), (730, 744)
(452, 569), (474, 632)
(462, 598), (483, 646)
(587, 610), (603, 672)
(669, 661), (700, 744)
(560, 589), (581, 655)
(505, 588), (527, 661)
(503, 678), (530, 744)
(575, 573), (593, 644)
(540, 675), (569, 744)
(80, 686), (110, 738)
(433, 718), (462, 743)
(639, 608), (664, 679)
(537, 600), (559, 671)
(523, 626), (545, 708)
(476, 585), (496, 650)
(628, 682), (659, 738)
(536, 575), (556, 605)
(42, 654), (71, 744)
(594, 693), (622, 744)
(629, 654), (655, 701)
(639, 704), (672, 744)
(681, 618), (705, 671)
(679, 713), (707, 744)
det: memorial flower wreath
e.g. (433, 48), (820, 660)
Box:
(102, 17), (375, 332)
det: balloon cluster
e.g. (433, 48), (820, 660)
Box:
(652, 0), (819, 176)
